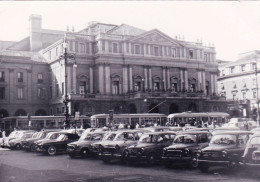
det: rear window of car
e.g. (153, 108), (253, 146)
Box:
(210, 134), (236, 145)
(174, 134), (196, 144)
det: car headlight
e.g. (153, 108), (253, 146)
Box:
(184, 148), (189, 154)
(115, 145), (120, 151)
(138, 148), (145, 154)
(222, 151), (227, 158)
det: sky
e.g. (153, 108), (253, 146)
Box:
(0, 1), (259, 61)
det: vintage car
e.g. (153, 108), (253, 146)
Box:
(21, 130), (59, 152)
(162, 131), (211, 168)
(240, 133), (260, 167)
(90, 131), (125, 155)
(198, 130), (252, 172)
(7, 131), (37, 150)
(33, 131), (67, 147)
(1, 130), (36, 148)
(143, 126), (171, 132)
(99, 130), (147, 162)
(60, 129), (85, 136)
(250, 128), (260, 134)
(36, 133), (79, 155)
(124, 131), (177, 165)
(67, 131), (106, 158)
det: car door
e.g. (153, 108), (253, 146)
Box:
(198, 133), (210, 150)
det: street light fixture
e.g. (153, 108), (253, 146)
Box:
(60, 33), (76, 129)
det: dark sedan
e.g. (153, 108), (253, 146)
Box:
(36, 133), (79, 155)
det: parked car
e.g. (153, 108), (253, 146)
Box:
(143, 126), (170, 132)
(60, 129), (85, 136)
(1, 130), (36, 148)
(240, 133), (260, 167)
(67, 131), (107, 158)
(124, 131), (177, 165)
(198, 130), (252, 172)
(21, 130), (59, 152)
(162, 131), (211, 168)
(8, 131), (37, 150)
(211, 127), (241, 135)
(99, 130), (147, 163)
(250, 128), (260, 134)
(34, 131), (67, 147)
(222, 118), (256, 131)
(36, 133), (80, 155)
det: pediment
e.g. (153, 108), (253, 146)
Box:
(129, 30), (182, 46)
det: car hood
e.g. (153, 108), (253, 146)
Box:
(68, 140), (92, 146)
(166, 143), (196, 150)
(102, 140), (127, 147)
(202, 144), (237, 152)
(23, 138), (38, 143)
(39, 140), (65, 145)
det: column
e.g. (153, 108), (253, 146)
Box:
(211, 74), (214, 94)
(202, 71), (206, 92)
(27, 70), (32, 103)
(214, 74), (218, 94)
(144, 66), (148, 90)
(180, 69), (184, 91)
(167, 68), (170, 90)
(197, 71), (201, 90)
(184, 69), (188, 90)
(162, 67), (166, 91)
(89, 67), (93, 93)
(105, 64), (110, 94)
(73, 65), (77, 93)
(98, 64), (104, 94)
(123, 66), (128, 93)
(129, 66), (133, 92)
(148, 67), (152, 90)
(67, 66), (72, 94)
(8, 69), (14, 103)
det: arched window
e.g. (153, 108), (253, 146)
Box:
(170, 77), (179, 92)
(206, 81), (210, 96)
(111, 74), (120, 95)
(189, 78), (197, 92)
(78, 75), (89, 94)
(153, 76), (161, 91)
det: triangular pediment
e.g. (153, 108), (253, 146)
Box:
(129, 29), (182, 46)
(107, 24), (146, 36)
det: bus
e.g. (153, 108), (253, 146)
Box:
(167, 112), (230, 127)
(90, 113), (167, 128)
(0, 115), (90, 135)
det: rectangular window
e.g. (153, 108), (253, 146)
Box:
(80, 43), (86, 53)
(171, 48), (176, 57)
(69, 41), (73, 51)
(38, 88), (45, 99)
(252, 63), (257, 71)
(49, 86), (52, 99)
(253, 91), (257, 98)
(134, 44), (140, 55)
(222, 69), (225, 76)
(204, 54), (208, 62)
(55, 47), (59, 56)
(112, 81), (119, 95)
(102, 40), (105, 51)
(241, 65), (246, 72)
(0, 87), (5, 99)
(17, 87), (23, 99)
(112, 43), (118, 53)
(37, 73), (43, 83)
(154, 47), (159, 56)
(49, 51), (52, 60)
(79, 81), (86, 94)
(18, 72), (23, 82)
(189, 50), (194, 59)
(230, 67), (235, 74)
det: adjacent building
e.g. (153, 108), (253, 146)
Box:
(0, 14), (226, 118)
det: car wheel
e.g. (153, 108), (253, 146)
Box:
(198, 163), (209, 173)
(47, 146), (57, 156)
(80, 148), (90, 158)
(147, 153), (156, 166)
(15, 144), (22, 150)
(190, 154), (199, 168)
(228, 159), (239, 168)
(30, 144), (37, 152)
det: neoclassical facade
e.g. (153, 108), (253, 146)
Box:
(218, 50), (260, 118)
(0, 15), (226, 118)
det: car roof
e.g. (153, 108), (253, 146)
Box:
(177, 130), (210, 135)
(144, 131), (178, 135)
(213, 130), (252, 135)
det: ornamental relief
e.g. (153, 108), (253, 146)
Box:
(134, 33), (174, 45)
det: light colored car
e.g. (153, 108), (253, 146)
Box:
(223, 118), (257, 131)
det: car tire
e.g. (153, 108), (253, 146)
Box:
(80, 148), (90, 158)
(190, 154), (199, 168)
(30, 144), (37, 152)
(15, 143), (22, 150)
(47, 146), (57, 156)
(228, 159), (239, 168)
(147, 153), (156, 166)
(198, 163), (209, 173)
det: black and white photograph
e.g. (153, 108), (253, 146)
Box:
(0, 1), (260, 182)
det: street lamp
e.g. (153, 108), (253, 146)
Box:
(60, 34), (76, 129)
(255, 66), (260, 128)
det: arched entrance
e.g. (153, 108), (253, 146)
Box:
(188, 103), (198, 112)
(128, 104), (137, 114)
(0, 109), (9, 118)
(148, 103), (160, 113)
(15, 109), (27, 116)
(35, 109), (47, 116)
(169, 103), (179, 114)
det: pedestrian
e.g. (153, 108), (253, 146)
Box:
(135, 123), (139, 129)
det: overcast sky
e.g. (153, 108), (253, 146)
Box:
(0, 1), (259, 61)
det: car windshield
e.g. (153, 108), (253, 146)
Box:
(79, 133), (92, 141)
(8, 131), (17, 138)
(249, 136), (260, 145)
(173, 134), (196, 144)
(103, 133), (116, 141)
(115, 132), (135, 141)
(22, 133), (34, 139)
(139, 134), (157, 143)
(46, 133), (60, 139)
(32, 132), (38, 138)
(56, 134), (68, 141)
(210, 134), (236, 145)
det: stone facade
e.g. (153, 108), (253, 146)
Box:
(0, 15), (227, 118)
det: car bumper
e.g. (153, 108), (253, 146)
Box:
(239, 161), (260, 167)
(99, 152), (122, 159)
(198, 159), (229, 166)
(161, 156), (191, 164)
(36, 147), (46, 153)
(67, 148), (81, 156)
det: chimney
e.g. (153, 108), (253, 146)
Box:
(29, 14), (42, 32)
(29, 14), (42, 51)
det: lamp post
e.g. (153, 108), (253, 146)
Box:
(60, 34), (76, 129)
(255, 66), (260, 128)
